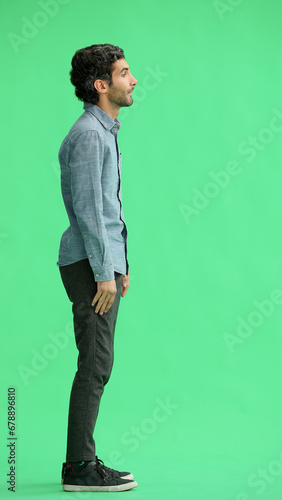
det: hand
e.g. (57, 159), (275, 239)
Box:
(121, 272), (130, 297)
(91, 279), (117, 315)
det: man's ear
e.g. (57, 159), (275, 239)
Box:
(94, 79), (107, 94)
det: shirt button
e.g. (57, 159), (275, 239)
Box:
(89, 254), (92, 257)
(96, 274), (100, 277)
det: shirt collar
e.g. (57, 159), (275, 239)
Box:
(83, 102), (121, 134)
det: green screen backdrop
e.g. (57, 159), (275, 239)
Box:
(1, 0), (282, 499)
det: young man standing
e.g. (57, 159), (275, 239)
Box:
(56, 44), (138, 492)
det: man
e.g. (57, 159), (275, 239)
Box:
(56, 44), (138, 492)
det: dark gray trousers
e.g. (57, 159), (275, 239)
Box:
(59, 258), (123, 462)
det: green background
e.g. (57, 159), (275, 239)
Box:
(1, 0), (282, 498)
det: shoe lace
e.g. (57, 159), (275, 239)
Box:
(95, 456), (116, 474)
(95, 457), (114, 480)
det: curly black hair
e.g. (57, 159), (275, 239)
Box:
(69, 44), (125, 105)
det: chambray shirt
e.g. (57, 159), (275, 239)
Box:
(56, 102), (129, 282)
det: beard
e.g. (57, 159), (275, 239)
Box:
(108, 85), (133, 108)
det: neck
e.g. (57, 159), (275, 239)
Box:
(96, 100), (120, 121)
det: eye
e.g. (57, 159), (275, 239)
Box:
(122, 73), (126, 77)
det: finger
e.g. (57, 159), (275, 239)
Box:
(91, 292), (102, 306)
(96, 292), (114, 314)
(121, 282), (128, 297)
(94, 293), (107, 313)
(100, 295), (115, 315)
(101, 294), (116, 314)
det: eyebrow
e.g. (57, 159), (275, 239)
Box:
(120, 67), (129, 73)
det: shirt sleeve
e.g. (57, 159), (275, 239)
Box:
(69, 129), (115, 282)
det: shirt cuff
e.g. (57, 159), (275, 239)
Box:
(91, 265), (115, 282)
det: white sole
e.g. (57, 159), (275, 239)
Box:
(61, 473), (134, 484)
(121, 473), (134, 480)
(63, 480), (138, 492)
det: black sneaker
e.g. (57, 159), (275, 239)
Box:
(62, 460), (138, 492)
(61, 456), (134, 483)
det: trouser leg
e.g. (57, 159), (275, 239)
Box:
(58, 258), (123, 462)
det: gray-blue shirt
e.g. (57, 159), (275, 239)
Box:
(56, 102), (129, 282)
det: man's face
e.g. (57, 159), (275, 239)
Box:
(106, 58), (138, 108)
